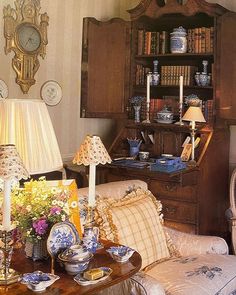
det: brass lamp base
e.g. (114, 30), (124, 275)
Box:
(0, 269), (20, 285)
(187, 159), (197, 167)
(0, 228), (20, 285)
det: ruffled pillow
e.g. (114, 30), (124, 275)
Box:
(95, 188), (174, 269)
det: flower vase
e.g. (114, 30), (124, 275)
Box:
(25, 239), (49, 261)
(133, 105), (141, 123)
(83, 226), (99, 254)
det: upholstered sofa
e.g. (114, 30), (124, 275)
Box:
(77, 180), (236, 295)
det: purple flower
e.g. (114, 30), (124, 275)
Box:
(33, 219), (48, 235)
(50, 206), (62, 215)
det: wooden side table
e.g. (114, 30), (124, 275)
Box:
(1, 240), (141, 295)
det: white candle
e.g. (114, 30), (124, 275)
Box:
(88, 164), (96, 207)
(146, 73), (151, 104)
(179, 75), (183, 105)
(191, 121), (196, 161)
(2, 179), (11, 231)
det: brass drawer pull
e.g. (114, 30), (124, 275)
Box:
(164, 183), (177, 192)
(165, 206), (177, 215)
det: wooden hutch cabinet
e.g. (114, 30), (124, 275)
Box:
(81, 0), (236, 239)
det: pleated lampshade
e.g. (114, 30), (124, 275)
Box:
(0, 99), (63, 175)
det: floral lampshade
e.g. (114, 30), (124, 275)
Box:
(0, 144), (29, 180)
(0, 144), (29, 231)
(73, 135), (112, 166)
(73, 135), (111, 207)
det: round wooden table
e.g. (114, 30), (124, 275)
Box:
(0, 240), (142, 295)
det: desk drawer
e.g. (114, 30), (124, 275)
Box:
(160, 199), (197, 224)
(149, 180), (197, 202)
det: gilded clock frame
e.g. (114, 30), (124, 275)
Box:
(3, 0), (49, 94)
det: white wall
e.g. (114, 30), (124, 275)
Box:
(0, 0), (130, 161)
(1, 0), (236, 167)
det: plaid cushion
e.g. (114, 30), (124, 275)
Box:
(95, 188), (170, 269)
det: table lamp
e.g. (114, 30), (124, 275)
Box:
(73, 135), (111, 224)
(182, 106), (206, 166)
(0, 99), (63, 175)
(0, 144), (29, 285)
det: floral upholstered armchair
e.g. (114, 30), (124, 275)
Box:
(229, 168), (236, 255)
(77, 180), (236, 295)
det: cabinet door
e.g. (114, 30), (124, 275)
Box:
(81, 18), (131, 118)
(216, 12), (236, 120)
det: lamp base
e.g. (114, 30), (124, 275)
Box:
(0, 269), (20, 285)
(187, 159), (197, 167)
(142, 119), (151, 124)
(175, 121), (185, 125)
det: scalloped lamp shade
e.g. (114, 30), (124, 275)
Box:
(0, 99), (63, 175)
(0, 144), (29, 180)
(73, 135), (111, 207)
(0, 144), (29, 231)
(73, 135), (112, 166)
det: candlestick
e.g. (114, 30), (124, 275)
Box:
(179, 75), (183, 105)
(175, 75), (184, 125)
(146, 72), (151, 104)
(143, 73), (151, 123)
(2, 179), (11, 231)
(88, 164), (96, 207)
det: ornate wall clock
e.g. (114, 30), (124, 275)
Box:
(3, 0), (49, 94)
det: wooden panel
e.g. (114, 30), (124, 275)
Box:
(164, 220), (197, 234)
(81, 18), (131, 118)
(149, 180), (197, 202)
(159, 199), (197, 224)
(216, 12), (236, 120)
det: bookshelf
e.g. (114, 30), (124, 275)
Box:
(81, 0), (236, 240)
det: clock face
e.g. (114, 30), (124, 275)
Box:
(16, 24), (41, 53)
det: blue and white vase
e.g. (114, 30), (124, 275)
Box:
(170, 26), (187, 53)
(83, 226), (99, 253)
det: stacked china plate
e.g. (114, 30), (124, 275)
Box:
(58, 244), (93, 275)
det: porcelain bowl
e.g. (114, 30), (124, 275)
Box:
(21, 271), (59, 292)
(58, 252), (93, 275)
(106, 246), (135, 263)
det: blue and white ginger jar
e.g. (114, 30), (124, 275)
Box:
(170, 26), (187, 53)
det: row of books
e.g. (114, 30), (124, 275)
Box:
(135, 64), (151, 86)
(187, 27), (214, 54)
(135, 64), (199, 86)
(161, 65), (198, 86)
(137, 26), (214, 55)
(137, 30), (169, 55)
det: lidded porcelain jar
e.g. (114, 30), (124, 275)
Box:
(170, 26), (187, 53)
(156, 106), (173, 124)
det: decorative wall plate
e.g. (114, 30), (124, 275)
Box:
(41, 80), (62, 106)
(47, 221), (80, 257)
(0, 79), (8, 99)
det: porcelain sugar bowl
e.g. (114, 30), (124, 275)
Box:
(58, 244), (93, 275)
(156, 106), (174, 124)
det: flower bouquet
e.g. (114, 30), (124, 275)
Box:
(11, 177), (74, 260)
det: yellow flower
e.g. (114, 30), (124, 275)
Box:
(70, 201), (77, 209)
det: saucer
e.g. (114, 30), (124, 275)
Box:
(74, 267), (112, 286)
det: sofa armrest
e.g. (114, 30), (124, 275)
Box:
(96, 272), (165, 295)
(164, 226), (229, 255)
